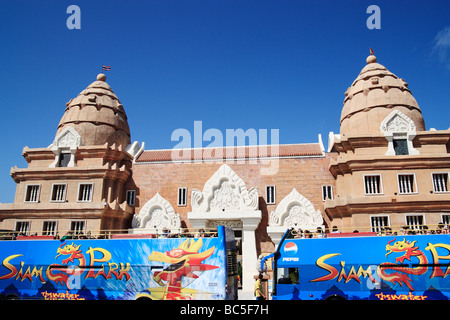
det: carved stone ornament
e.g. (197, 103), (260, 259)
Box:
(380, 110), (416, 134)
(206, 220), (243, 229)
(132, 193), (181, 231)
(191, 164), (259, 213)
(53, 126), (82, 149)
(380, 110), (419, 156)
(269, 188), (323, 229)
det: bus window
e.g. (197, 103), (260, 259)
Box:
(277, 268), (299, 285)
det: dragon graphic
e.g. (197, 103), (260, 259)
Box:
(136, 238), (218, 300)
(46, 242), (86, 287)
(377, 238), (428, 291)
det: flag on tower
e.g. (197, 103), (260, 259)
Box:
(102, 65), (111, 71)
(369, 48), (374, 55)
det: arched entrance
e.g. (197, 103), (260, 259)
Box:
(187, 164), (262, 293)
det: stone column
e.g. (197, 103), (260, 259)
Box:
(241, 218), (261, 293)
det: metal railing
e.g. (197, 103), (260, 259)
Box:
(0, 227), (220, 240)
(0, 223), (449, 241)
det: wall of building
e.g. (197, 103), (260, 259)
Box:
(130, 154), (336, 255)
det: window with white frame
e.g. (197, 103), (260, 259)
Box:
(78, 183), (93, 202)
(322, 185), (333, 201)
(432, 173), (449, 193)
(398, 174), (416, 194)
(25, 185), (40, 202)
(42, 221), (58, 236)
(178, 187), (187, 206)
(406, 215), (424, 230)
(51, 184), (67, 202)
(364, 175), (382, 195)
(371, 216), (390, 232)
(266, 185), (276, 204)
(126, 190), (136, 206)
(380, 110), (419, 156)
(15, 221), (30, 235)
(70, 220), (86, 235)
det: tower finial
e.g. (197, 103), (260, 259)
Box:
(366, 48), (377, 64)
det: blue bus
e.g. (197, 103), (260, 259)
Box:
(262, 228), (450, 300)
(0, 226), (238, 300)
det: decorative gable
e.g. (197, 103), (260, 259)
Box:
(53, 126), (82, 148)
(191, 164), (259, 213)
(132, 193), (181, 232)
(49, 126), (82, 168)
(267, 188), (324, 246)
(380, 110), (416, 134)
(269, 188), (323, 228)
(380, 110), (419, 156)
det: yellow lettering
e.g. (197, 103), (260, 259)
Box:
(310, 253), (340, 282)
(425, 243), (450, 278)
(0, 254), (21, 280)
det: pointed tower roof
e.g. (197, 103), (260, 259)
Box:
(56, 74), (131, 148)
(340, 51), (425, 137)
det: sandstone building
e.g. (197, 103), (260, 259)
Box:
(0, 53), (449, 292)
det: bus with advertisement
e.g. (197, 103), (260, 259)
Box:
(0, 225), (238, 300)
(262, 228), (450, 300)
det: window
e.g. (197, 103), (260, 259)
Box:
(78, 183), (93, 202)
(322, 185), (333, 201)
(70, 220), (86, 235)
(178, 187), (187, 206)
(442, 215), (450, 226)
(364, 175), (382, 195)
(393, 139), (409, 155)
(406, 215), (424, 230)
(432, 173), (449, 193)
(58, 153), (71, 167)
(398, 174), (416, 194)
(15, 221), (30, 235)
(25, 185), (40, 202)
(371, 216), (390, 232)
(266, 186), (276, 204)
(42, 221), (58, 236)
(126, 190), (136, 206)
(277, 267), (299, 285)
(51, 184), (67, 202)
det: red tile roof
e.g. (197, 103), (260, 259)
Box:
(135, 143), (323, 163)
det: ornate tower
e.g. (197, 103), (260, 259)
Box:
(1, 74), (138, 236)
(326, 52), (450, 232)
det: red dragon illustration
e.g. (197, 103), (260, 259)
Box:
(136, 238), (218, 300)
(46, 242), (86, 287)
(376, 238), (428, 291)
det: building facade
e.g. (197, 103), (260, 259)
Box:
(1, 53), (449, 292)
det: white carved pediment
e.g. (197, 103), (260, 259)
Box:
(53, 126), (82, 148)
(380, 110), (416, 134)
(191, 164), (259, 213)
(132, 193), (181, 231)
(380, 110), (419, 156)
(269, 188), (323, 229)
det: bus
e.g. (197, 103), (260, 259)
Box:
(0, 225), (238, 300)
(262, 228), (450, 300)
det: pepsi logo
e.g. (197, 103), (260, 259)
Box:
(283, 241), (298, 256)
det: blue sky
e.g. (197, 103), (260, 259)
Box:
(0, 0), (449, 203)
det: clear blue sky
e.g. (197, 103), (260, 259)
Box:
(0, 0), (449, 203)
